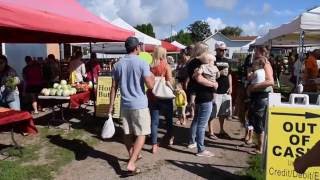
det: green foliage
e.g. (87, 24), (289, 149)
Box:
(244, 155), (266, 180)
(135, 23), (156, 37)
(220, 26), (243, 37)
(188, 20), (212, 42)
(170, 30), (193, 46)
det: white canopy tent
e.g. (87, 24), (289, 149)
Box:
(72, 18), (161, 55)
(111, 18), (161, 46)
(256, 7), (320, 46)
(171, 41), (186, 49)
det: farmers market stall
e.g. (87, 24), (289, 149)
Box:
(38, 80), (91, 130)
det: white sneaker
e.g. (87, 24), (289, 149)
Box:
(187, 143), (197, 149)
(196, 150), (215, 157)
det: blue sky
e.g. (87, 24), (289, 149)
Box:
(80, 0), (320, 38)
(178, 0), (319, 36)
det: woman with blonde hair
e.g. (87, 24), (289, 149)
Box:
(147, 46), (174, 154)
(186, 42), (209, 120)
(186, 42), (218, 157)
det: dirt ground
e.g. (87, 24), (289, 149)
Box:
(1, 108), (255, 180)
(57, 113), (254, 180)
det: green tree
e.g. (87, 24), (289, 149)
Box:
(187, 20), (212, 42)
(220, 26), (243, 37)
(135, 23), (156, 38)
(170, 30), (193, 46)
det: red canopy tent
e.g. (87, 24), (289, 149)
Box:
(145, 41), (181, 53)
(0, 0), (134, 43)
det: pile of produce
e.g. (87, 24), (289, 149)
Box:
(72, 82), (92, 93)
(40, 80), (77, 97)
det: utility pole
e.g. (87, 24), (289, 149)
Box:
(170, 24), (173, 42)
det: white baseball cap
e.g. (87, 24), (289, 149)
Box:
(215, 41), (227, 50)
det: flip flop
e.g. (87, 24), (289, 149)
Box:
(245, 139), (253, 145)
(219, 132), (232, 139)
(124, 168), (141, 176)
(209, 134), (219, 140)
(248, 149), (262, 155)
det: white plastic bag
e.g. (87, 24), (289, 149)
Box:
(101, 114), (115, 139)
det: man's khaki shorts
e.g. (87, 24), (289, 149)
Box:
(211, 94), (232, 118)
(120, 108), (151, 136)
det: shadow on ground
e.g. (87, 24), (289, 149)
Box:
(46, 134), (139, 178)
(166, 160), (253, 180)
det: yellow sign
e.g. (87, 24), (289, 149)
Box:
(267, 106), (320, 180)
(96, 76), (121, 118)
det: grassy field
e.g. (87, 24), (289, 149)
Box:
(0, 127), (99, 180)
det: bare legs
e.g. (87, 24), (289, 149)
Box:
(123, 135), (146, 171)
(32, 101), (38, 114)
(219, 117), (226, 134)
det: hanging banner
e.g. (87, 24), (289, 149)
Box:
(96, 76), (121, 118)
(266, 93), (320, 180)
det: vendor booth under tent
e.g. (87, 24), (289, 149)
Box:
(171, 41), (186, 49)
(74, 40), (181, 55)
(145, 41), (181, 53)
(255, 6), (320, 46)
(111, 18), (161, 46)
(0, 0), (133, 43)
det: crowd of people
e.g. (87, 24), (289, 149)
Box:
(107, 36), (275, 174)
(0, 35), (319, 175)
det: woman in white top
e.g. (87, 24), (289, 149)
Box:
(69, 51), (87, 83)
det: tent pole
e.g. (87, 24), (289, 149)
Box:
(59, 43), (64, 81)
(296, 30), (305, 90)
(89, 42), (96, 118)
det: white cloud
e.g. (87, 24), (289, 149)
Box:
(206, 17), (226, 33)
(172, 30), (178, 36)
(78, 0), (189, 38)
(273, 9), (294, 16)
(263, 3), (272, 14)
(241, 21), (273, 36)
(204, 0), (238, 10)
(240, 7), (258, 16)
(241, 3), (272, 16)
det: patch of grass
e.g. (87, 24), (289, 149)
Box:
(243, 155), (266, 180)
(0, 161), (52, 180)
(0, 127), (99, 180)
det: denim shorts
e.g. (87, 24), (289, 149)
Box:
(248, 97), (268, 134)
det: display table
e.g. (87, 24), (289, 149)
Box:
(38, 91), (90, 130)
(0, 108), (37, 134)
(0, 108), (38, 157)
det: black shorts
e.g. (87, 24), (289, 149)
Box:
(248, 96), (268, 134)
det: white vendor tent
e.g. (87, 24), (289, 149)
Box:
(171, 41), (186, 49)
(72, 18), (161, 54)
(111, 18), (161, 46)
(256, 7), (320, 46)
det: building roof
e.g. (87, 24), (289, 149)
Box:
(203, 32), (257, 42)
(227, 36), (258, 41)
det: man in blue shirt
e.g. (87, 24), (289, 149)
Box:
(108, 37), (154, 175)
